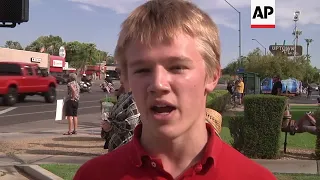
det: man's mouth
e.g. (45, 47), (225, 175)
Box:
(150, 101), (177, 114)
(151, 105), (176, 113)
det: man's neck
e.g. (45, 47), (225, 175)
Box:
(140, 115), (209, 178)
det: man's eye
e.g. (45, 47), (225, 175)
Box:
(170, 66), (187, 72)
(134, 68), (150, 74)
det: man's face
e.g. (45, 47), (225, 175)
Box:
(125, 33), (219, 138)
(272, 77), (276, 82)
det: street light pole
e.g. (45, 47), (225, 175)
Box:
(224, 0), (241, 65)
(252, 39), (267, 55)
(293, 11), (300, 58)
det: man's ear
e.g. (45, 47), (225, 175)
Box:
(205, 67), (221, 93)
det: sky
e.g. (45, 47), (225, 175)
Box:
(0, 0), (319, 68)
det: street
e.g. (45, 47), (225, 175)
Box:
(0, 82), (317, 134)
(289, 93), (319, 104)
(0, 80), (120, 133)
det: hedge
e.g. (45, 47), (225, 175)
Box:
(241, 94), (287, 159)
(206, 90), (231, 113)
(313, 109), (320, 159)
(229, 115), (244, 152)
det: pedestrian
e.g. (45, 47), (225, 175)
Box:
(226, 79), (234, 95)
(271, 75), (282, 96)
(63, 73), (80, 135)
(306, 83), (312, 99)
(101, 70), (140, 151)
(114, 69), (125, 100)
(74, 0), (276, 179)
(236, 77), (244, 105)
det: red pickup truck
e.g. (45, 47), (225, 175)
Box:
(0, 62), (57, 106)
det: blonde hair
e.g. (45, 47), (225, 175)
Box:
(114, 0), (221, 79)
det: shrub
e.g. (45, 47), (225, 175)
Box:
(100, 96), (117, 104)
(242, 94), (287, 159)
(313, 109), (320, 159)
(229, 115), (244, 152)
(206, 90), (231, 113)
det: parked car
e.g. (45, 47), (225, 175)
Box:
(54, 75), (69, 84)
(310, 83), (319, 91)
(106, 70), (120, 80)
(0, 62), (57, 106)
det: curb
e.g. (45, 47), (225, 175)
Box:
(15, 164), (63, 180)
(254, 159), (320, 175)
(290, 104), (319, 106)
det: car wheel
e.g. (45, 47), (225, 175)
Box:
(18, 94), (26, 102)
(44, 86), (56, 103)
(3, 87), (18, 106)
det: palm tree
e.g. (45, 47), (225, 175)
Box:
(305, 39), (313, 60)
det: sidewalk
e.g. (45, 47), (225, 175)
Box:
(1, 153), (319, 180)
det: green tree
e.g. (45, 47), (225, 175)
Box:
(23, 35), (113, 71)
(223, 48), (318, 83)
(4, 40), (23, 50)
(25, 35), (64, 55)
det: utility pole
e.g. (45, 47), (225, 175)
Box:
(252, 39), (267, 55)
(293, 11), (300, 58)
(224, 0), (241, 65)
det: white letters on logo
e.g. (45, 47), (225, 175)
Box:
(31, 57), (41, 63)
(53, 60), (63, 67)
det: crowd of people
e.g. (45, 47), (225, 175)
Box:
(227, 76), (244, 105)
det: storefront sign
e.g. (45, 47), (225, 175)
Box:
(52, 60), (63, 67)
(31, 57), (41, 63)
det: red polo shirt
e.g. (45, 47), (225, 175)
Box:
(74, 124), (276, 180)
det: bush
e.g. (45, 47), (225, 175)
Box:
(313, 109), (320, 159)
(242, 94), (287, 159)
(206, 90), (231, 113)
(229, 115), (244, 151)
(100, 96), (117, 104)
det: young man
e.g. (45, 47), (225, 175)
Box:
(236, 77), (244, 104)
(63, 73), (80, 135)
(271, 76), (282, 96)
(74, 0), (276, 179)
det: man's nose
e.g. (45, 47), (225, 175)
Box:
(147, 66), (170, 95)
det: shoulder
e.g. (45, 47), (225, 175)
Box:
(74, 143), (134, 180)
(215, 142), (276, 179)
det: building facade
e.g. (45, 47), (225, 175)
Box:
(0, 48), (49, 68)
(49, 55), (65, 73)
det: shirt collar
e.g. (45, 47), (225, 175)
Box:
(129, 123), (222, 168)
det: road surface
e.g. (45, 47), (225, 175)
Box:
(0, 80), (120, 132)
(0, 82), (317, 133)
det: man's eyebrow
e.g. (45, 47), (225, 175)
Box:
(128, 56), (193, 68)
(167, 56), (192, 63)
(128, 59), (148, 68)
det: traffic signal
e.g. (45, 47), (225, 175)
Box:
(0, 0), (29, 27)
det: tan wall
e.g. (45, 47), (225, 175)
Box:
(0, 48), (49, 68)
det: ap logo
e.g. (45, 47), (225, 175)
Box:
(251, 0), (275, 28)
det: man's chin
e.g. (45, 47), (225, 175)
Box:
(146, 124), (184, 139)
